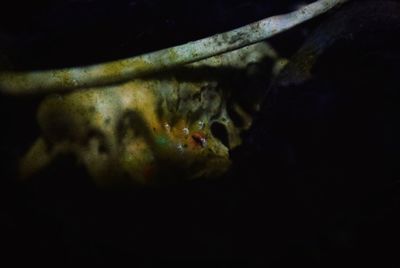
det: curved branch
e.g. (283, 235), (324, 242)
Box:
(0, 0), (348, 95)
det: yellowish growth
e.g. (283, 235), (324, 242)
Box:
(20, 42), (279, 186)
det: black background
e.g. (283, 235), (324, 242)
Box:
(1, 0), (400, 266)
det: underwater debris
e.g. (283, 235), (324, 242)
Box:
(0, 0), (347, 95)
(3, 0), (349, 186)
(19, 43), (277, 186)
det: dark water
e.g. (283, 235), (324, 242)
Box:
(1, 0), (400, 266)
